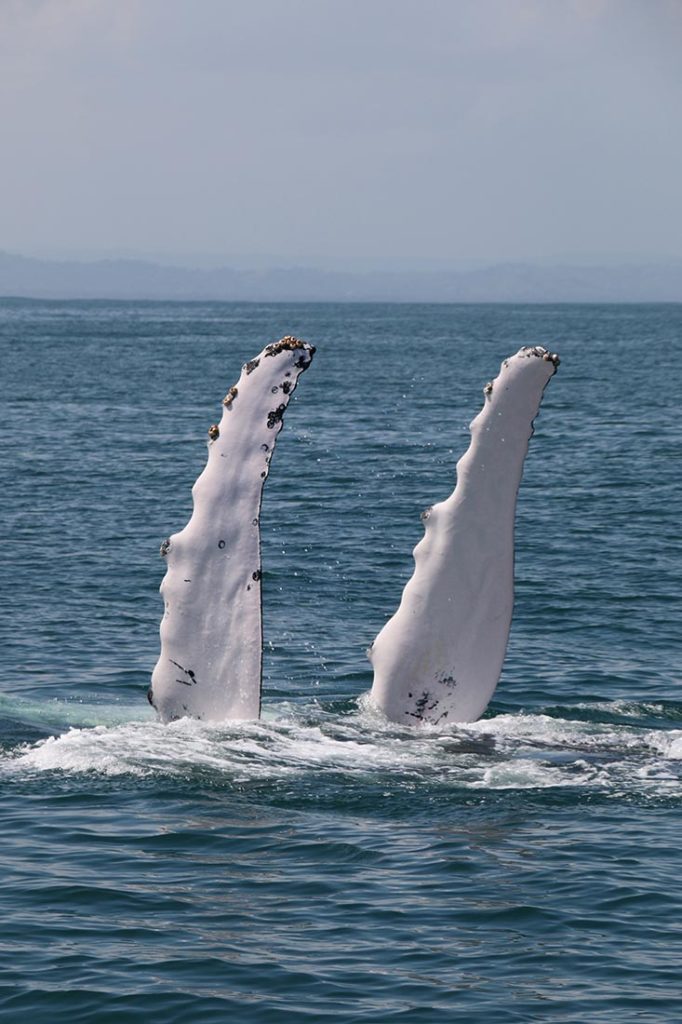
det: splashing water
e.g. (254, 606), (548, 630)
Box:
(4, 695), (681, 804)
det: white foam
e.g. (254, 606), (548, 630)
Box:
(462, 712), (650, 753)
(3, 702), (681, 797)
(646, 729), (682, 760)
(470, 759), (583, 790)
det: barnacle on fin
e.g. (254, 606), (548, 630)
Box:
(264, 336), (316, 367)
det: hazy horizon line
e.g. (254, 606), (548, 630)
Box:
(6, 247), (682, 274)
(3, 249), (682, 303)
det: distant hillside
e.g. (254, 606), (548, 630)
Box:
(1, 250), (681, 302)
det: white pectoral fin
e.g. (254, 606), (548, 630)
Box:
(150, 337), (315, 724)
(369, 346), (559, 726)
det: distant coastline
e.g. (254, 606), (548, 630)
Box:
(1, 250), (681, 303)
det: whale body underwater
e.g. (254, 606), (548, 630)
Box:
(149, 338), (559, 726)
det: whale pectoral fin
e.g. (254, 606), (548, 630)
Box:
(150, 337), (315, 724)
(369, 346), (559, 726)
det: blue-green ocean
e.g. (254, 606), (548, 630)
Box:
(1, 300), (680, 1022)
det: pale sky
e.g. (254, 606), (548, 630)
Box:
(1, 0), (681, 269)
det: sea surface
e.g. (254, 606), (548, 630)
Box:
(0, 299), (680, 1022)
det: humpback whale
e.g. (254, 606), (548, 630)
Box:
(149, 340), (557, 727)
(149, 337), (315, 723)
(369, 346), (559, 725)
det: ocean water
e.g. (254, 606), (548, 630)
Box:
(0, 299), (680, 1023)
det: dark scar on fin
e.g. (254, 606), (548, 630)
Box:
(406, 690), (442, 721)
(170, 659), (197, 686)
